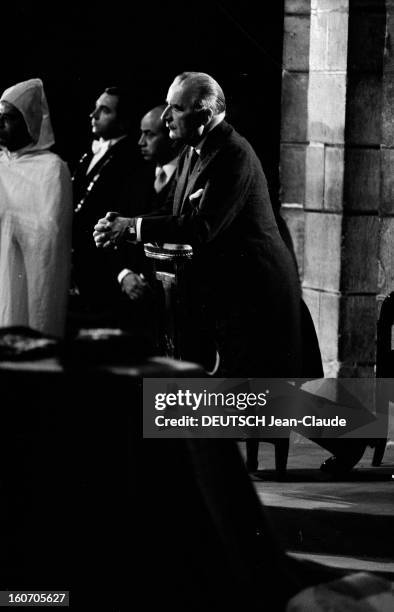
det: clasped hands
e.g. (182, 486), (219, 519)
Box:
(121, 270), (150, 301)
(93, 211), (136, 249)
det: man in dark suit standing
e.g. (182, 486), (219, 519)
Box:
(115, 104), (181, 300)
(93, 72), (302, 377)
(72, 86), (148, 327)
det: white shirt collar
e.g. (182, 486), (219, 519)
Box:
(91, 134), (127, 155)
(155, 156), (178, 181)
(87, 134), (128, 174)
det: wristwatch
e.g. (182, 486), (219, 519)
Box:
(126, 223), (137, 242)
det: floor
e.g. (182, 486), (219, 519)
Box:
(238, 438), (394, 578)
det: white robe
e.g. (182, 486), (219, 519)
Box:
(0, 148), (72, 337)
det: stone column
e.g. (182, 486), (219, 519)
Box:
(379, 1), (394, 308)
(281, 0), (386, 376)
(280, 0), (311, 279)
(379, 0), (394, 441)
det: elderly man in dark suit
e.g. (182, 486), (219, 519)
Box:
(94, 72), (369, 475)
(93, 72), (302, 377)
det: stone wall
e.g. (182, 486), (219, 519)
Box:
(280, 0), (311, 279)
(280, 0), (388, 377)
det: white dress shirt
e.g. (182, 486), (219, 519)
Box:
(87, 134), (127, 174)
(154, 158), (178, 192)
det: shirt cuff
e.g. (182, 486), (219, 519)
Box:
(136, 217), (142, 241)
(117, 268), (133, 285)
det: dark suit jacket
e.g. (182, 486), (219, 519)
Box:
(72, 136), (153, 311)
(139, 121), (302, 376)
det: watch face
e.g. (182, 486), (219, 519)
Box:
(126, 224), (137, 243)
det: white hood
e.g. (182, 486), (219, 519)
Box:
(0, 78), (55, 151)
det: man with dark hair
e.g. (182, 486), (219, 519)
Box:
(71, 86), (149, 328)
(101, 86), (132, 126)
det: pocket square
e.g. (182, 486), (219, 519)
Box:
(189, 188), (204, 201)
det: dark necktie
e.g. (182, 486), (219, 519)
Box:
(188, 147), (199, 176)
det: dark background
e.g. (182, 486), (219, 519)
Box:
(2, 1), (284, 202)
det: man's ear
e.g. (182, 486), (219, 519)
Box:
(200, 107), (214, 126)
(194, 107), (213, 128)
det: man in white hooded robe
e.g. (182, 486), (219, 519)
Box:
(0, 78), (72, 337)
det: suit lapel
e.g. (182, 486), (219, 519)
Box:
(177, 145), (223, 214)
(173, 148), (192, 214)
(84, 136), (129, 180)
(73, 152), (91, 182)
(85, 146), (114, 180)
(73, 137), (131, 213)
(179, 158), (201, 208)
(173, 122), (233, 215)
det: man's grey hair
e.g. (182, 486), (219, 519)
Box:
(173, 72), (226, 115)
